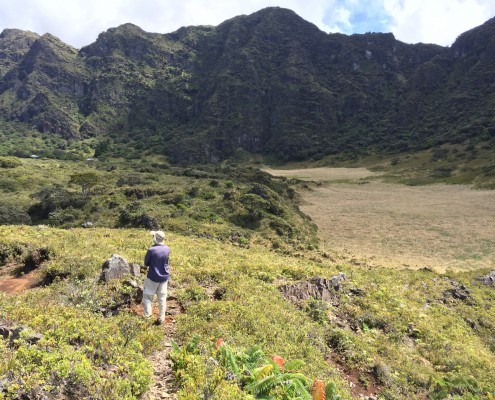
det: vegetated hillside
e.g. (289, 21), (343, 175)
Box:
(0, 7), (494, 165)
(0, 226), (494, 399)
(0, 156), (317, 252)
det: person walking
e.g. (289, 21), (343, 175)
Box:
(143, 230), (170, 325)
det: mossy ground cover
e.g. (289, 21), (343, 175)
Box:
(0, 225), (494, 399)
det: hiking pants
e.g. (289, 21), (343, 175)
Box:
(143, 278), (168, 322)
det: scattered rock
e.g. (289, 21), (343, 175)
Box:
(478, 271), (495, 287)
(213, 287), (226, 300)
(350, 287), (365, 296)
(100, 254), (131, 282)
(443, 281), (474, 304)
(279, 273), (346, 305)
(130, 263), (141, 277)
(0, 323), (43, 345)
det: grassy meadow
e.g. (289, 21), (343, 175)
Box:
(0, 157), (494, 399)
(265, 167), (495, 272)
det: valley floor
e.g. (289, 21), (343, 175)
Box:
(265, 167), (495, 272)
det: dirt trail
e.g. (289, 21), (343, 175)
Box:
(142, 291), (182, 400)
(1, 265), (182, 399)
(328, 353), (381, 399)
(0, 265), (41, 294)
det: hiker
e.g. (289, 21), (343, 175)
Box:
(143, 230), (170, 326)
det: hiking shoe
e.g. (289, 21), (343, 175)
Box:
(153, 319), (164, 326)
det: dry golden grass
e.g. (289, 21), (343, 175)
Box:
(267, 168), (495, 271)
(262, 167), (381, 182)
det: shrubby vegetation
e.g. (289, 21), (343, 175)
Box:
(0, 157), (317, 251)
(0, 226), (494, 399)
(170, 337), (341, 399)
(0, 155), (494, 399)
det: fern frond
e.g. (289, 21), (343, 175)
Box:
(252, 364), (274, 381)
(245, 373), (286, 395)
(170, 339), (181, 354)
(244, 345), (265, 368)
(287, 377), (312, 400)
(312, 379), (326, 400)
(218, 344), (240, 375)
(285, 359), (306, 372)
(185, 335), (200, 354)
(325, 382), (341, 400)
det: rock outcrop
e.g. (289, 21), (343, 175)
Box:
(100, 254), (132, 282)
(478, 271), (495, 287)
(279, 273), (346, 305)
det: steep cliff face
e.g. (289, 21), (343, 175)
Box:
(0, 32), (86, 138)
(0, 29), (39, 79)
(0, 8), (494, 162)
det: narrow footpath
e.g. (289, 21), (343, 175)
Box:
(144, 291), (181, 400)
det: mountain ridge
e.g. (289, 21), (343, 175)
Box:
(0, 7), (494, 163)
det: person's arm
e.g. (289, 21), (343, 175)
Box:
(144, 249), (151, 267)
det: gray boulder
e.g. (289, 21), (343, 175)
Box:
(130, 263), (141, 277)
(101, 254), (130, 282)
(279, 273), (347, 305)
(478, 271), (495, 287)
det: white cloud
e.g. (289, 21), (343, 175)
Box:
(384, 0), (495, 46)
(0, 0), (338, 47)
(0, 0), (493, 48)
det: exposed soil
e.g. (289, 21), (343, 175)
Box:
(0, 264), (41, 294)
(328, 352), (381, 399)
(132, 288), (183, 400)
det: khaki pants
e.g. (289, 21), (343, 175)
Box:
(143, 278), (168, 322)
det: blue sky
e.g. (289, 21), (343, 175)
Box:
(323, 0), (393, 34)
(0, 0), (494, 48)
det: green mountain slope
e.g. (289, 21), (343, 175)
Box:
(0, 8), (494, 163)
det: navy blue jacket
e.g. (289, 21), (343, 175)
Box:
(144, 244), (170, 283)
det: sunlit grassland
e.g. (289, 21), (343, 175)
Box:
(1, 225), (494, 399)
(266, 168), (495, 272)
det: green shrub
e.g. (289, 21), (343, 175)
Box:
(0, 178), (22, 193)
(48, 207), (82, 227)
(28, 185), (88, 220)
(0, 156), (22, 168)
(428, 373), (493, 400)
(117, 202), (160, 229)
(0, 204), (31, 225)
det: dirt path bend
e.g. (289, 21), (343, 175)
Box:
(0, 265), (41, 294)
(144, 293), (182, 400)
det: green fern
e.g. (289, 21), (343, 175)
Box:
(245, 372), (310, 398)
(325, 382), (342, 400)
(217, 344), (241, 375)
(242, 345), (266, 370)
(285, 377), (312, 400)
(252, 364), (274, 381)
(284, 359), (306, 372)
